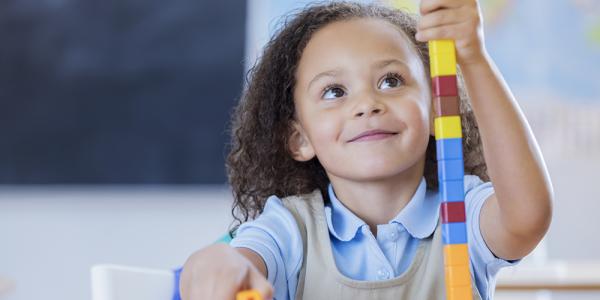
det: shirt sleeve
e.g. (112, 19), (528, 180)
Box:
(464, 175), (521, 300)
(229, 196), (303, 300)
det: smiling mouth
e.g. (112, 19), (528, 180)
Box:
(347, 130), (398, 142)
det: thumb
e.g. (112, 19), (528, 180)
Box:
(246, 270), (273, 300)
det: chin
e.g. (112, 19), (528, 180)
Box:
(344, 162), (415, 182)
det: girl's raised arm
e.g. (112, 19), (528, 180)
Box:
(417, 0), (553, 261)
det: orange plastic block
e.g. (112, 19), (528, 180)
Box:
(444, 264), (472, 287)
(443, 244), (469, 266)
(236, 290), (263, 300)
(446, 285), (474, 300)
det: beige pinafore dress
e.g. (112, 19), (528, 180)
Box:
(280, 189), (482, 300)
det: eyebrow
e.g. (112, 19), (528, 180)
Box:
(307, 69), (341, 92)
(374, 58), (409, 70)
(306, 58), (410, 91)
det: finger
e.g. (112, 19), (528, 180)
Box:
(248, 270), (274, 300)
(418, 6), (465, 31)
(415, 21), (471, 42)
(420, 0), (468, 15)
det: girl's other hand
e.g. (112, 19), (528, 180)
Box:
(180, 243), (273, 300)
(416, 0), (487, 66)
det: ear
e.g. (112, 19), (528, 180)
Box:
(288, 121), (316, 162)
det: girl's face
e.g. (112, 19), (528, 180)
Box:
(291, 18), (434, 182)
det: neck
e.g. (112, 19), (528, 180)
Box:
(327, 157), (425, 236)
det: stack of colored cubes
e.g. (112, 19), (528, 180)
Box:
(429, 39), (474, 300)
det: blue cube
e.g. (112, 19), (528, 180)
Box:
(442, 222), (468, 245)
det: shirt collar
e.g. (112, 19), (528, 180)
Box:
(325, 184), (367, 241)
(324, 177), (440, 241)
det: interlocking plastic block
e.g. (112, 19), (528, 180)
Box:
(439, 179), (465, 202)
(436, 138), (463, 161)
(446, 285), (474, 300)
(442, 222), (468, 244)
(434, 95), (460, 117)
(430, 51), (457, 77)
(434, 116), (462, 140)
(438, 158), (464, 181)
(443, 244), (469, 266)
(432, 75), (458, 97)
(441, 201), (466, 223)
(429, 40), (456, 55)
(444, 264), (472, 287)
(236, 290), (263, 300)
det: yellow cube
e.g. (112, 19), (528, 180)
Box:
(427, 40), (455, 55)
(434, 116), (462, 140)
(429, 40), (455, 55)
(443, 244), (470, 267)
(430, 50), (457, 77)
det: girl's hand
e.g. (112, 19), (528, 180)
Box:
(416, 0), (487, 66)
(180, 243), (273, 300)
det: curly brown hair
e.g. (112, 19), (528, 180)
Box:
(226, 1), (488, 231)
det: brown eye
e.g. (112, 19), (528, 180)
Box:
(378, 73), (405, 90)
(322, 85), (345, 100)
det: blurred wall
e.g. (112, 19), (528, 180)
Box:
(0, 0), (246, 184)
(0, 186), (233, 300)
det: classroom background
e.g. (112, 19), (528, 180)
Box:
(1, 0), (599, 299)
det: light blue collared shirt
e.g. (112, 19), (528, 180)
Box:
(230, 175), (519, 300)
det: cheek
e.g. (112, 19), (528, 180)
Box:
(400, 99), (432, 144)
(309, 115), (341, 149)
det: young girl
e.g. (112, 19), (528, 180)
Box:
(180, 1), (553, 299)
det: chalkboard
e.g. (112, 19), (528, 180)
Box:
(0, 0), (246, 184)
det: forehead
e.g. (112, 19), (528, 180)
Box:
(296, 18), (421, 79)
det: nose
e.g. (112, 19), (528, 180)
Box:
(352, 92), (386, 118)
